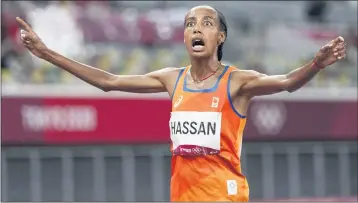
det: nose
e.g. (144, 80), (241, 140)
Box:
(193, 24), (202, 34)
(193, 29), (201, 34)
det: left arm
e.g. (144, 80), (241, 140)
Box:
(240, 36), (347, 97)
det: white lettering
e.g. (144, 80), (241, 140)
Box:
(180, 148), (192, 153)
(21, 105), (97, 132)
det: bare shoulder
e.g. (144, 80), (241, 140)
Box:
(162, 67), (185, 77)
(230, 69), (266, 85)
(151, 67), (185, 96)
(145, 67), (183, 82)
(146, 67), (183, 78)
(146, 67), (185, 90)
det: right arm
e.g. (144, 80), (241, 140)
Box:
(16, 17), (170, 93)
(43, 49), (170, 93)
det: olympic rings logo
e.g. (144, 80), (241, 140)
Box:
(192, 147), (202, 153)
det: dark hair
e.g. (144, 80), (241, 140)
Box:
(214, 8), (228, 61)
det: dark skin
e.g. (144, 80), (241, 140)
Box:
(16, 6), (346, 117)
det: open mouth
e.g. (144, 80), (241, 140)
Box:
(192, 39), (205, 47)
(192, 39), (205, 51)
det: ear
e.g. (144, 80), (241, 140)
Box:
(218, 31), (226, 45)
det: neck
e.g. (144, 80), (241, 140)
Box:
(190, 57), (221, 79)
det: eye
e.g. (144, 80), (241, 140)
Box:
(203, 21), (212, 26)
(186, 22), (194, 27)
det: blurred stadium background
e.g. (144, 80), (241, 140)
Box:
(1, 1), (357, 202)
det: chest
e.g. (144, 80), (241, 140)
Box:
(171, 66), (231, 112)
(172, 93), (225, 112)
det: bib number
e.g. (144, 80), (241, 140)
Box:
(170, 111), (222, 156)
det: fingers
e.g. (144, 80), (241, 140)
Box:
(21, 38), (31, 47)
(22, 40), (31, 45)
(16, 18), (40, 52)
(337, 36), (344, 42)
(318, 36), (346, 64)
(20, 29), (33, 41)
(323, 36), (345, 52)
(334, 50), (346, 60)
(20, 29), (27, 39)
(337, 55), (346, 60)
(19, 29), (34, 49)
(332, 36), (344, 45)
(333, 42), (346, 52)
(333, 41), (346, 60)
(323, 39), (346, 55)
(16, 17), (32, 32)
(21, 38), (33, 49)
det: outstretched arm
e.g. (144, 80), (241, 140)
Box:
(16, 17), (169, 93)
(240, 36), (347, 97)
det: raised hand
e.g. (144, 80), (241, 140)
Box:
(314, 36), (347, 68)
(16, 17), (48, 59)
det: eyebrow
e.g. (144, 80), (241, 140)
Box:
(203, 16), (215, 21)
(185, 17), (196, 23)
(184, 15), (216, 24)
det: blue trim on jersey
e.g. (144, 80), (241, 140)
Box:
(227, 72), (247, 118)
(171, 68), (185, 100)
(183, 65), (229, 93)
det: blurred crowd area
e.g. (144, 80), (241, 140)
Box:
(1, 1), (357, 87)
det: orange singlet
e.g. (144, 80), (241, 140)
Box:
(169, 65), (249, 202)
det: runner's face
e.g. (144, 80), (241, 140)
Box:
(184, 6), (224, 59)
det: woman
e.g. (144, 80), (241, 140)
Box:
(17, 5), (346, 202)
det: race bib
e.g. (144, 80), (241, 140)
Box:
(170, 111), (222, 156)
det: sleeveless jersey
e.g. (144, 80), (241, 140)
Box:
(169, 65), (250, 202)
